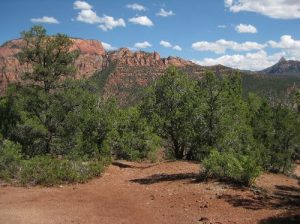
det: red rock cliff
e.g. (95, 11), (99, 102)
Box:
(0, 38), (106, 94)
(0, 35), (204, 100)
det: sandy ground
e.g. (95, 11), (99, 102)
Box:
(0, 161), (299, 224)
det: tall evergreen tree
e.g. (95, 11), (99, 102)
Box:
(141, 67), (198, 159)
(18, 25), (78, 93)
(192, 72), (253, 159)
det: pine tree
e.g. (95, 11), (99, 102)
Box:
(18, 26), (79, 93)
(141, 67), (198, 159)
(4, 26), (77, 155)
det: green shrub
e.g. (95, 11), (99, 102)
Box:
(249, 98), (300, 174)
(202, 150), (261, 186)
(20, 156), (105, 186)
(239, 155), (262, 185)
(105, 107), (161, 161)
(270, 151), (294, 174)
(0, 139), (22, 180)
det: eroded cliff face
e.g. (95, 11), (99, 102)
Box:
(0, 38), (106, 94)
(0, 37), (234, 104)
(0, 39), (197, 97)
(98, 48), (198, 104)
(0, 39), (26, 94)
(106, 48), (194, 68)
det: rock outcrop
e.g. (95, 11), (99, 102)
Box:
(98, 48), (199, 104)
(0, 39), (195, 94)
(0, 39), (196, 96)
(0, 38), (106, 94)
(1, 37), (243, 105)
(106, 48), (194, 67)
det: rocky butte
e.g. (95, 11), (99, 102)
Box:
(0, 38), (202, 96)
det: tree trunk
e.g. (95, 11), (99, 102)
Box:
(169, 127), (184, 159)
(172, 137), (184, 159)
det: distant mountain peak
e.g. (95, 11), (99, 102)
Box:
(262, 57), (300, 75)
(278, 57), (287, 63)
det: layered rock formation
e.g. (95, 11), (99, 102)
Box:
(106, 48), (194, 68)
(0, 39), (198, 94)
(97, 48), (201, 103)
(0, 38), (106, 94)
(0, 39), (197, 97)
(0, 39), (26, 94)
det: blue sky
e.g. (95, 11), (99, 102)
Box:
(0, 0), (300, 70)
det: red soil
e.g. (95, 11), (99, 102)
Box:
(0, 161), (299, 224)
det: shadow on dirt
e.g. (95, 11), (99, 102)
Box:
(259, 211), (300, 224)
(130, 173), (199, 185)
(112, 161), (157, 169)
(220, 184), (300, 210)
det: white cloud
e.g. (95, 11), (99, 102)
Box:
(268, 35), (300, 49)
(30, 16), (59, 24)
(74, 2), (125, 31)
(156, 8), (175, 17)
(160, 40), (182, 51)
(160, 40), (172, 48)
(173, 45), (182, 51)
(218, 25), (227, 29)
(134, 41), (152, 49)
(126, 3), (146, 11)
(193, 50), (284, 71)
(128, 16), (153, 26)
(268, 35), (300, 59)
(225, 0), (300, 19)
(102, 42), (116, 51)
(98, 15), (126, 31)
(76, 9), (101, 24)
(192, 39), (265, 54)
(235, 24), (257, 33)
(225, 0), (233, 6)
(73, 1), (92, 10)
(192, 35), (300, 70)
(288, 50), (300, 59)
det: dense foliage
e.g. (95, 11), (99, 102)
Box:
(0, 26), (299, 186)
(0, 27), (163, 185)
(141, 67), (300, 185)
(0, 136), (22, 180)
(241, 73), (300, 98)
(103, 106), (161, 161)
(141, 67), (198, 159)
(248, 94), (300, 173)
(141, 69), (254, 161)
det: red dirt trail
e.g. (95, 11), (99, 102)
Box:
(0, 161), (299, 224)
